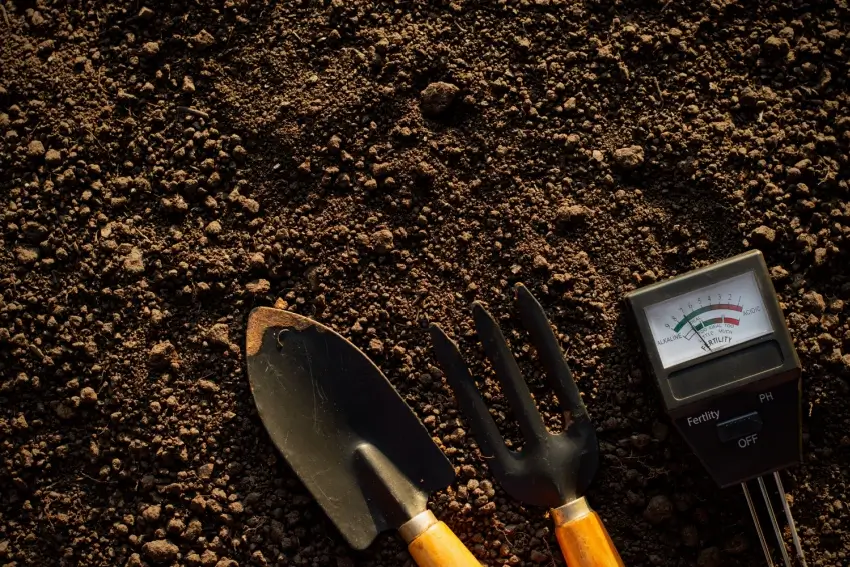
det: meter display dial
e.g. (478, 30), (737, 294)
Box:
(644, 271), (774, 368)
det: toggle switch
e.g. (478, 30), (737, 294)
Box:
(716, 411), (763, 443)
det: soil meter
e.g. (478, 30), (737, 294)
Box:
(625, 250), (808, 567)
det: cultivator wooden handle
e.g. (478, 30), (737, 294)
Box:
(552, 498), (625, 567)
(402, 511), (482, 567)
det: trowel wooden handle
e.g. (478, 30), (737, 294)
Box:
(552, 498), (624, 567)
(402, 511), (482, 566)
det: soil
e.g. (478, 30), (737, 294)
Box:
(1, 1), (849, 566)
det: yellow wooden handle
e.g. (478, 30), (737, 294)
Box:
(406, 515), (482, 567)
(553, 498), (625, 567)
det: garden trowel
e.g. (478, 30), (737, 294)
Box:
(245, 306), (481, 566)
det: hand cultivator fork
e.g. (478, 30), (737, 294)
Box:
(430, 283), (625, 566)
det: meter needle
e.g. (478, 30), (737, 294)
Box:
(686, 317), (712, 352)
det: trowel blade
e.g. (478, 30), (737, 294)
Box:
(246, 307), (455, 550)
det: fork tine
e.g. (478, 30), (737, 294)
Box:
(514, 284), (590, 424)
(429, 323), (513, 466)
(471, 301), (549, 445)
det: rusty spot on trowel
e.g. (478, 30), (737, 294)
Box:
(246, 306), (321, 356)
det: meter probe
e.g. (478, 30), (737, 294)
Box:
(625, 250), (807, 567)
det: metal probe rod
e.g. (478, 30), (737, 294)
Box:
(758, 476), (792, 567)
(773, 471), (808, 567)
(742, 482), (775, 567)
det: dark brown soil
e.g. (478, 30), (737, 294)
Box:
(2, 1), (849, 566)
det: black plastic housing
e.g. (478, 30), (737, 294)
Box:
(624, 250), (802, 488)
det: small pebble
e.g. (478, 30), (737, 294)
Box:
(27, 140), (45, 158)
(141, 42), (160, 57)
(45, 149), (62, 164)
(80, 387), (97, 403)
(205, 220), (222, 236)
(643, 494), (674, 524)
(750, 225), (776, 246)
(802, 291), (825, 314)
(206, 323), (230, 346)
(142, 539), (178, 562)
(198, 463), (215, 479)
(142, 504), (161, 522)
(421, 82), (459, 116)
(149, 341), (179, 369)
(191, 29), (215, 49)
(371, 229), (394, 253)
(613, 145), (645, 170)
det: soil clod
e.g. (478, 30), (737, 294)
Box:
(421, 82), (460, 116)
(613, 146), (645, 170)
(142, 540), (179, 563)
